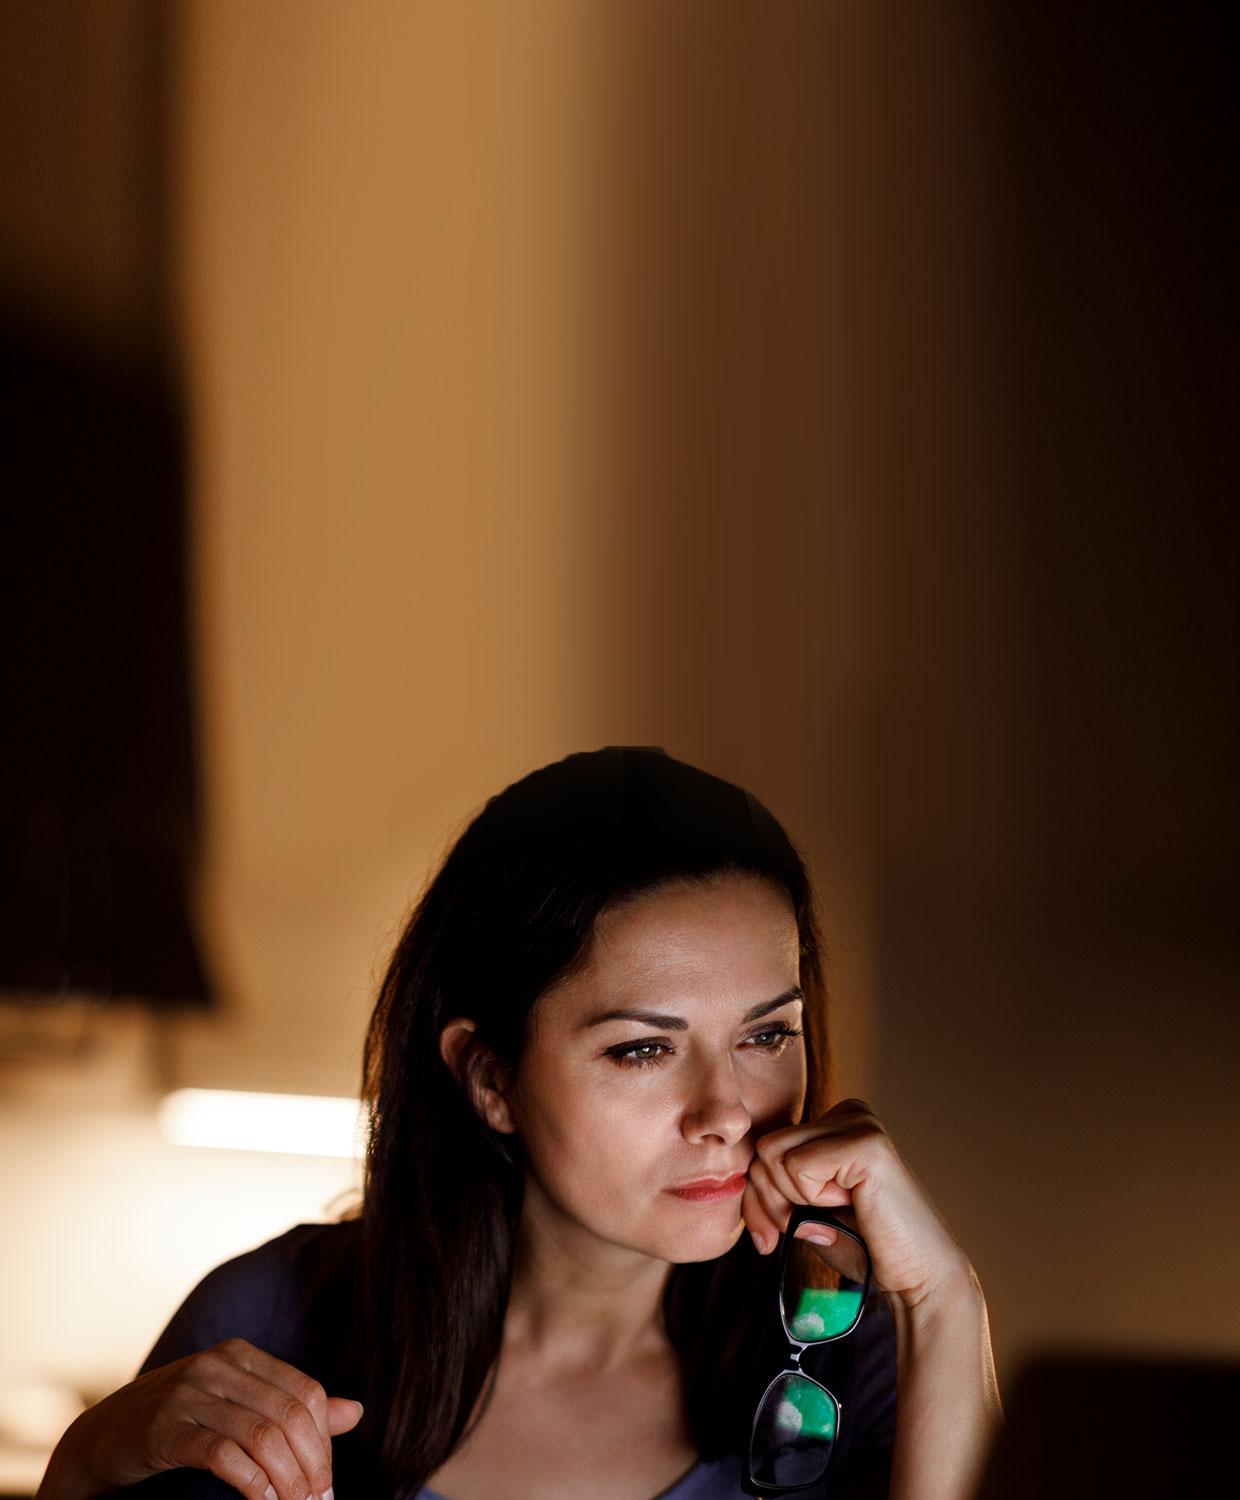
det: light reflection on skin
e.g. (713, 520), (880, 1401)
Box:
(439, 871), (807, 1371)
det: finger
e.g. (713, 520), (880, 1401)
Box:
(754, 1099), (882, 1164)
(785, 1141), (856, 1208)
(204, 1342), (335, 1491)
(783, 1114), (894, 1204)
(829, 1097), (882, 1121)
(193, 1367), (333, 1500)
(753, 1133), (816, 1212)
(157, 1418), (278, 1500)
(746, 1156), (797, 1244)
(325, 1395), (364, 1436)
(189, 1396), (322, 1500)
(740, 1177), (781, 1255)
(793, 1221), (837, 1247)
(758, 1115), (884, 1207)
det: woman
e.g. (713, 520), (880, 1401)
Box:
(37, 747), (1002, 1500)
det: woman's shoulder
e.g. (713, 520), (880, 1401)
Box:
(137, 1218), (363, 1378)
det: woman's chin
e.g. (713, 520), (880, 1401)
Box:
(659, 1215), (745, 1264)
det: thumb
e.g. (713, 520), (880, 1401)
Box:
(326, 1396), (365, 1434)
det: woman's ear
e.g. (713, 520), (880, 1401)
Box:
(439, 1016), (517, 1134)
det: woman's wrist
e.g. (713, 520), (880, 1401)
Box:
(884, 1249), (979, 1320)
(884, 1257), (1003, 1413)
(882, 1261), (1004, 1500)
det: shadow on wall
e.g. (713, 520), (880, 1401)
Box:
(973, 1351), (1240, 1498)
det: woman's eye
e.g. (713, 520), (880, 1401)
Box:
(744, 1024), (804, 1053)
(608, 1041), (671, 1069)
(606, 1024), (803, 1070)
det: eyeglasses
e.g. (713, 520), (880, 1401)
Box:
(740, 1204), (874, 1497)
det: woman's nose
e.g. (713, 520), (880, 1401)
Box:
(680, 1052), (752, 1144)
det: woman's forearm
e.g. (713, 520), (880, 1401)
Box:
(884, 1263), (1004, 1500)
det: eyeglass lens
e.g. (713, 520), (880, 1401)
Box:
(780, 1229), (868, 1341)
(750, 1371), (839, 1487)
(749, 1229), (869, 1489)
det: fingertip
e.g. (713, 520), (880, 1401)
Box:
(326, 1395), (365, 1434)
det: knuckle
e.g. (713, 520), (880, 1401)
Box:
(148, 1415), (193, 1469)
(296, 1374), (327, 1410)
(788, 1161), (818, 1193)
(200, 1434), (270, 1500)
(831, 1097), (885, 1136)
(186, 1350), (225, 1383)
(852, 1111), (885, 1141)
(282, 1398), (321, 1447)
(201, 1430), (239, 1468)
(215, 1336), (250, 1359)
(248, 1416), (283, 1453)
(237, 1468), (272, 1500)
(279, 1397), (309, 1427)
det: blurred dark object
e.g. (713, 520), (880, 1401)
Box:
(0, 3), (212, 1010)
(0, 322), (212, 1009)
(972, 1352), (1240, 1498)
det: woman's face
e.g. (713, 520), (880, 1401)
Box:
(499, 871), (807, 1265)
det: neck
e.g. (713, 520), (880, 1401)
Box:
(502, 1178), (674, 1375)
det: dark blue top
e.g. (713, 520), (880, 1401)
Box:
(124, 1221), (897, 1498)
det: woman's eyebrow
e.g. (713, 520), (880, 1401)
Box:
(579, 984), (804, 1031)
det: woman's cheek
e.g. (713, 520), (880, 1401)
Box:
(744, 1058), (806, 1132)
(534, 1070), (650, 1167)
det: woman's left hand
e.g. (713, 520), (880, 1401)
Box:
(742, 1097), (974, 1310)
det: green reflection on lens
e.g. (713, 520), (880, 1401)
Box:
(772, 1377), (837, 1441)
(789, 1286), (863, 1340)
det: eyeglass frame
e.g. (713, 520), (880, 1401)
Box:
(739, 1203), (875, 1497)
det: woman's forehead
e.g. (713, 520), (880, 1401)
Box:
(537, 879), (800, 1020)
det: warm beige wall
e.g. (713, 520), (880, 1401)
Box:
(165, 0), (882, 1105)
(167, 1), (660, 1097)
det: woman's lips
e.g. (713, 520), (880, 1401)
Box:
(664, 1172), (748, 1203)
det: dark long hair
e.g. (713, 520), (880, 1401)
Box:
(353, 746), (834, 1492)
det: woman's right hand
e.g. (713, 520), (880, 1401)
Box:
(36, 1338), (364, 1500)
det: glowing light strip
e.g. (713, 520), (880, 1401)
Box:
(157, 1089), (368, 1159)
